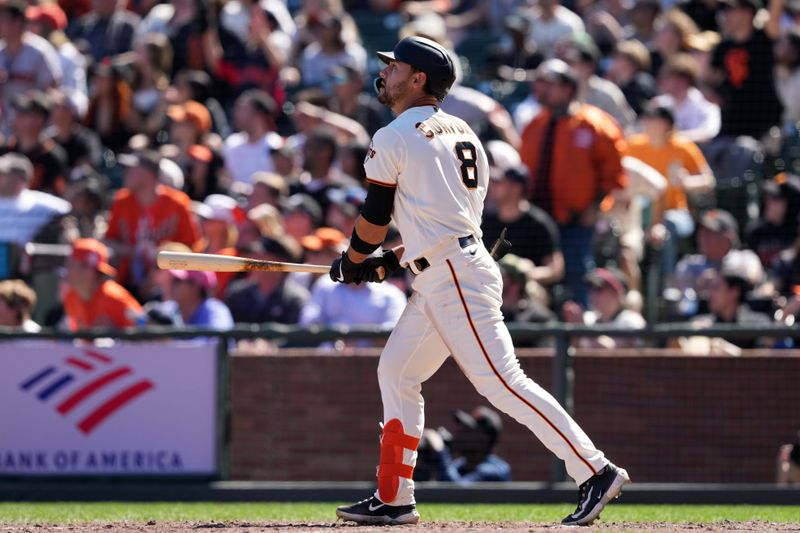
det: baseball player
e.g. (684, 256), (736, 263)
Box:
(330, 36), (629, 527)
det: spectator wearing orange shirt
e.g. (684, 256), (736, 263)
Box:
(63, 238), (143, 331)
(104, 150), (201, 291)
(519, 59), (627, 305)
(624, 102), (715, 278)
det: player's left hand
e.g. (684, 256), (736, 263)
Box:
(360, 249), (401, 283)
(330, 252), (364, 284)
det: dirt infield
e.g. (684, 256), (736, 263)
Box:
(4, 521), (800, 532)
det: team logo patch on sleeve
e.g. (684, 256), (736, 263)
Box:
(365, 142), (376, 163)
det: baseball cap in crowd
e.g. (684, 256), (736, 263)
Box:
(585, 267), (628, 297)
(762, 172), (800, 198)
(194, 194), (245, 224)
(486, 139), (522, 181)
(300, 227), (346, 253)
(640, 101), (675, 126)
(531, 59), (579, 89)
(13, 91), (51, 116)
(167, 101), (212, 135)
(252, 171), (288, 199)
(261, 235), (301, 262)
(159, 157), (185, 190)
(0, 0), (28, 18)
(0, 152), (33, 181)
(168, 269), (217, 292)
(498, 254), (528, 285)
(699, 209), (740, 247)
(71, 238), (117, 277)
(118, 150), (162, 175)
(720, 249), (764, 288)
(565, 33), (601, 65)
(326, 186), (366, 219)
(718, 0), (762, 11)
(26, 3), (67, 30)
(282, 193), (323, 226)
(452, 406), (503, 445)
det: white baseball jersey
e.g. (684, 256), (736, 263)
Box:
(363, 105), (489, 263)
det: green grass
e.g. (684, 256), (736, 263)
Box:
(0, 503), (799, 524)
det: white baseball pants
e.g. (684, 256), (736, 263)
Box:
(377, 238), (608, 505)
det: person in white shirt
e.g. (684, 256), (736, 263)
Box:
(222, 90), (284, 185)
(653, 53), (720, 143)
(298, 13), (367, 91)
(524, 0), (584, 58)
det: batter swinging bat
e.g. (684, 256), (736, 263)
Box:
(157, 251), (331, 274)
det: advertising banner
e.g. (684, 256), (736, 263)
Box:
(0, 340), (219, 476)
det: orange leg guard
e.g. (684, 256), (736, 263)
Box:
(377, 419), (420, 503)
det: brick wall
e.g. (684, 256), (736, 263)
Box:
(228, 352), (800, 483)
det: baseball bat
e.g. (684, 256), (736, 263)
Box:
(157, 251), (331, 274)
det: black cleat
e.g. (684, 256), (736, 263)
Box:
(561, 462), (630, 526)
(336, 495), (419, 525)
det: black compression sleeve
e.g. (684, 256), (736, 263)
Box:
(361, 181), (396, 226)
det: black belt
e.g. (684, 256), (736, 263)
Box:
(412, 235), (477, 273)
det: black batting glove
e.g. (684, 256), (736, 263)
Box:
(330, 251), (364, 284)
(360, 249), (401, 283)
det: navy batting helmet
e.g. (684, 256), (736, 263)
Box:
(376, 36), (457, 101)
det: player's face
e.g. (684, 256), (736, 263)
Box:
(377, 60), (419, 109)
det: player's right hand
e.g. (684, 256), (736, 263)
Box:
(330, 252), (363, 284)
(360, 249), (401, 283)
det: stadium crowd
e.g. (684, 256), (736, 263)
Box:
(0, 0), (799, 352)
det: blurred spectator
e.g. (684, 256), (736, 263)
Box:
(624, 0), (661, 45)
(159, 269), (234, 329)
(136, 0), (220, 76)
(523, 0), (584, 58)
(776, 430), (800, 485)
(299, 267), (406, 332)
(689, 249), (772, 349)
(282, 192), (322, 241)
(0, 153), (69, 279)
(223, 89), (283, 186)
(237, 202), (285, 249)
(746, 173), (800, 268)
(165, 100), (226, 200)
(62, 238), (144, 330)
(248, 171), (288, 210)
(651, 8), (699, 77)
(708, 0), (782, 139)
(298, 13), (366, 91)
(497, 254), (557, 326)
(0, 0), (62, 136)
(224, 236), (309, 324)
(415, 406), (511, 483)
(563, 33), (636, 131)
(485, 13), (543, 84)
(519, 59), (627, 304)
(482, 141), (564, 286)
(338, 140), (368, 185)
(291, 126), (359, 214)
(0, 279), (39, 331)
(677, 0), (720, 32)
(194, 193), (241, 297)
(67, 0), (140, 62)
(773, 28), (800, 131)
(292, 226), (345, 291)
(653, 53), (721, 144)
(606, 40), (656, 116)
(675, 209), (740, 310)
(63, 168), (108, 240)
(325, 186), (365, 237)
(216, 0), (289, 106)
(327, 64), (389, 136)
(1, 91), (69, 197)
(169, 70), (231, 138)
(44, 88), (102, 169)
(126, 34), (174, 137)
(104, 150), (201, 289)
(84, 60), (133, 151)
(562, 266), (646, 349)
(25, 2), (88, 100)
(771, 237), (800, 297)
(624, 102), (714, 278)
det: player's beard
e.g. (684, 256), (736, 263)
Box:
(378, 78), (409, 108)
